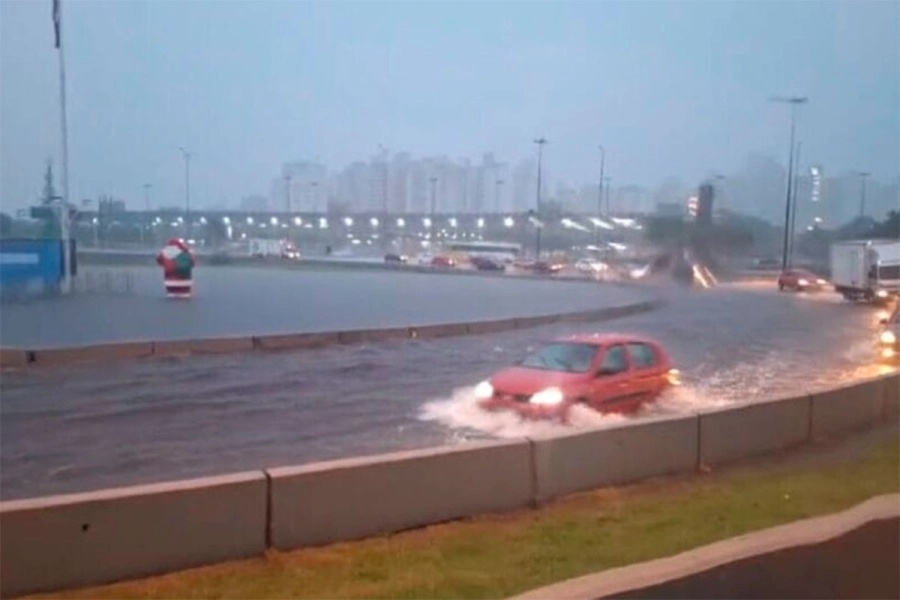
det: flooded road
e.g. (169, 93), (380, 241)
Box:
(1, 281), (892, 500)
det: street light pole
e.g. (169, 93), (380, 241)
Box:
(495, 179), (504, 213)
(597, 145), (605, 246)
(53, 0), (72, 294)
(429, 176), (438, 244)
(179, 147), (193, 239)
(769, 95), (808, 272)
(788, 141), (802, 267)
(285, 174), (292, 213)
(533, 137), (547, 259)
(857, 171), (871, 217)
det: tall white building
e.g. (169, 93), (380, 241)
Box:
(271, 161), (327, 212)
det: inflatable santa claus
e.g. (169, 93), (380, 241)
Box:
(156, 238), (195, 298)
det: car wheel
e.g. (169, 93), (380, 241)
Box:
(778, 282), (784, 291)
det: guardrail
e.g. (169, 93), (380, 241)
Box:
(0, 300), (662, 369)
(2, 372), (897, 597)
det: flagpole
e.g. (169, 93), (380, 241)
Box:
(54, 0), (72, 294)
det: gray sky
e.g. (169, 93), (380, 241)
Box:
(1, 0), (898, 211)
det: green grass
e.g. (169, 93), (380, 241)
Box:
(40, 430), (900, 600)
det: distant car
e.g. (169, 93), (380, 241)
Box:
(878, 305), (899, 364)
(476, 334), (679, 423)
(470, 256), (505, 271)
(384, 253), (407, 264)
(777, 269), (828, 292)
(431, 255), (456, 268)
(519, 260), (563, 275)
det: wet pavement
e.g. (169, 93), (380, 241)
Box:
(1, 281), (893, 500)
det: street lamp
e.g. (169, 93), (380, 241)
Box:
(769, 95), (808, 271)
(429, 176), (438, 241)
(179, 146), (193, 239)
(533, 137), (547, 258)
(596, 145), (606, 245)
(856, 171), (871, 217)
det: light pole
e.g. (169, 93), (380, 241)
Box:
(495, 179), (504, 214)
(857, 171), (871, 217)
(179, 147), (193, 239)
(533, 137), (547, 258)
(142, 183), (152, 246)
(284, 174), (292, 213)
(769, 95), (808, 271)
(596, 145), (606, 245)
(53, 0), (72, 294)
(788, 142), (802, 267)
(429, 176), (438, 244)
(604, 177), (612, 216)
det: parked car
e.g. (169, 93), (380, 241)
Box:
(777, 269), (828, 292)
(475, 334), (679, 423)
(384, 253), (408, 264)
(431, 255), (456, 268)
(470, 256), (505, 271)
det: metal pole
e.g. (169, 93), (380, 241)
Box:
(534, 137), (547, 259)
(179, 147), (193, 239)
(55, 0), (72, 294)
(770, 96), (807, 272)
(788, 141), (802, 267)
(429, 176), (437, 244)
(596, 145), (605, 246)
(285, 174), (292, 213)
(495, 179), (504, 214)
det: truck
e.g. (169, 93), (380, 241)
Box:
(829, 239), (900, 303)
(247, 238), (300, 260)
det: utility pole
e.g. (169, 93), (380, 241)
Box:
(769, 95), (808, 272)
(533, 137), (547, 259)
(857, 171), (871, 217)
(429, 176), (438, 244)
(53, 0), (72, 294)
(179, 147), (193, 239)
(597, 145), (605, 245)
(788, 142), (802, 267)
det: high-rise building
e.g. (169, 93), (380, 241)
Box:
(272, 161), (327, 213)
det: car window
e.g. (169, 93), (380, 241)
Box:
(627, 343), (659, 368)
(519, 343), (599, 373)
(600, 345), (628, 375)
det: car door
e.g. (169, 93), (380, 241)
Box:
(588, 344), (633, 413)
(626, 342), (665, 407)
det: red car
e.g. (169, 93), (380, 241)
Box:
(431, 255), (456, 268)
(476, 334), (679, 423)
(777, 269), (827, 292)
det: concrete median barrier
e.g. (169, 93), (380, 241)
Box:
(32, 341), (154, 366)
(699, 395), (811, 466)
(810, 377), (885, 438)
(530, 416), (698, 503)
(0, 349), (30, 368)
(267, 439), (533, 550)
(152, 336), (254, 357)
(253, 332), (340, 351)
(408, 323), (469, 339)
(0, 471), (267, 598)
(337, 327), (410, 344)
(465, 318), (520, 334)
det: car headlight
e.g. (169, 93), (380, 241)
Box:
(881, 330), (897, 345)
(817, 278), (827, 285)
(530, 387), (564, 406)
(474, 380), (494, 400)
(798, 278), (809, 286)
(876, 289), (889, 298)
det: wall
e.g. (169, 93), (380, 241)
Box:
(2, 372), (897, 598)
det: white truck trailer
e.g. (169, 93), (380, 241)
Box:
(829, 239), (900, 303)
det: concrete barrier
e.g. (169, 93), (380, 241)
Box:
(0, 349), (30, 368)
(530, 416), (698, 503)
(699, 395), (811, 466)
(253, 332), (340, 351)
(152, 336), (255, 357)
(0, 471), (267, 598)
(882, 373), (899, 421)
(407, 323), (469, 339)
(32, 341), (154, 366)
(267, 439), (533, 550)
(337, 327), (410, 344)
(810, 377), (885, 439)
(465, 318), (520, 334)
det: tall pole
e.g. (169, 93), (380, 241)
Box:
(788, 141), (802, 267)
(604, 177), (612, 215)
(429, 176), (437, 244)
(495, 179), (504, 213)
(533, 138), (547, 259)
(53, 0), (72, 294)
(596, 145), (605, 245)
(284, 174), (292, 213)
(770, 96), (808, 272)
(179, 147), (192, 239)
(857, 171), (871, 217)
(143, 183), (152, 211)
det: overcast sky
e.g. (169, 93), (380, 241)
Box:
(1, 0), (897, 210)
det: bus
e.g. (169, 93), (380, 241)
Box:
(445, 240), (522, 264)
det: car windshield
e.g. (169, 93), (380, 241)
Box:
(519, 343), (599, 373)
